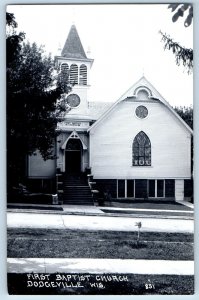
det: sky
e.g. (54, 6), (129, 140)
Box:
(7, 4), (193, 107)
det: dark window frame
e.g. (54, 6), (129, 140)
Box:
(133, 131), (151, 166)
(148, 179), (165, 198)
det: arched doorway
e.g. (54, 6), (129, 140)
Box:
(65, 139), (82, 174)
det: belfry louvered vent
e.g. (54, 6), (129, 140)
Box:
(79, 64), (87, 85)
(61, 63), (69, 74)
(70, 64), (78, 84)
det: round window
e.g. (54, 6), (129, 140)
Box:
(135, 105), (148, 119)
(66, 94), (81, 108)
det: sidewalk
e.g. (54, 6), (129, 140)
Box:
(7, 202), (194, 280)
(7, 200), (194, 219)
(7, 211), (194, 233)
(7, 257), (194, 275)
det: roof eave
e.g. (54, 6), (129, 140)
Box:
(55, 56), (94, 65)
(88, 76), (193, 135)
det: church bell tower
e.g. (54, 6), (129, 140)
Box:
(55, 24), (94, 177)
(55, 25), (94, 114)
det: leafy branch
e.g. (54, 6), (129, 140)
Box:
(168, 4), (193, 27)
(160, 31), (193, 73)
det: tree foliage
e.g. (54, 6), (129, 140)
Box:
(168, 4), (193, 27)
(160, 31), (193, 73)
(6, 12), (71, 185)
(6, 13), (25, 66)
(160, 4), (193, 73)
(174, 105), (193, 174)
(174, 106), (193, 129)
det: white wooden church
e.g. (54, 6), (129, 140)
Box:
(28, 25), (193, 204)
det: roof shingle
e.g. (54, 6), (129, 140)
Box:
(61, 25), (87, 59)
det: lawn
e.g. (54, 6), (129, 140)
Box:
(109, 201), (193, 211)
(101, 208), (193, 217)
(8, 273), (194, 295)
(7, 228), (194, 260)
(7, 229), (194, 295)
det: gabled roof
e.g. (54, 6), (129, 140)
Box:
(61, 130), (87, 150)
(61, 25), (87, 59)
(88, 76), (193, 134)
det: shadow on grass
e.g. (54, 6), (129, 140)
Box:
(115, 240), (148, 248)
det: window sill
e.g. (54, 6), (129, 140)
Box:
(132, 165), (153, 167)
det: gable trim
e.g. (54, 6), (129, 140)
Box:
(61, 130), (87, 150)
(88, 76), (193, 135)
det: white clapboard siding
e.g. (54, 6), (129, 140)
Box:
(175, 179), (184, 201)
(90, 100), (191, 179)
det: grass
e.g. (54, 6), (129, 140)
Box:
(101, 208), (193, 217)
(7, 228), (194, 260)
(7, 229), (194, 295)
(7, 273), (194, 295)
(109, 201), (193, 211)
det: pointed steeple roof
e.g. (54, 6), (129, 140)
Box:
(61, 25), (87, 59)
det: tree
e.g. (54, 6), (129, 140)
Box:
(160, 32), (193, 73)
(174, 105), (193, 129)
(174, 106), (193, 173)
(160, 4), (193, 73)
(168, 4), (193, 27)
(7, 13), (71, 187)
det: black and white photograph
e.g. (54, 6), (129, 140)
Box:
(6, 2), (194, 295)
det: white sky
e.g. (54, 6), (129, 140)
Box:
(7, 4), (193, 107)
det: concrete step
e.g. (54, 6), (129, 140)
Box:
(66, 195), (93, 198)
(62, 200), (94, 205)
(63, 198), (93, 201)
(63, 182), (87, 185)
(64, 186), (91, 189)
(63, 202), (94, 205)
(64, 191), (92, 195)
(61, 174), (93, 205)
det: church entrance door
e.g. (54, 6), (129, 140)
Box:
(65, 139), (82, 174)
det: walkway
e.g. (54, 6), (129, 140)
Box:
(7, 258), (194, 275)
(7, 204), (194, 278)
(7, 211), (194, 233)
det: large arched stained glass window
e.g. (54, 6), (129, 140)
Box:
(133, 131), (151, 166)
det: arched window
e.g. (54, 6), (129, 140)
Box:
(61, 63), (69, 74)
(66, 139), (82, 151)
(134, 86), (152, 98)
(59, 63), (69, 89)
(69, 64), (78, 84)
(79, 64), (87, 85)
(132, 131), (151, 166)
